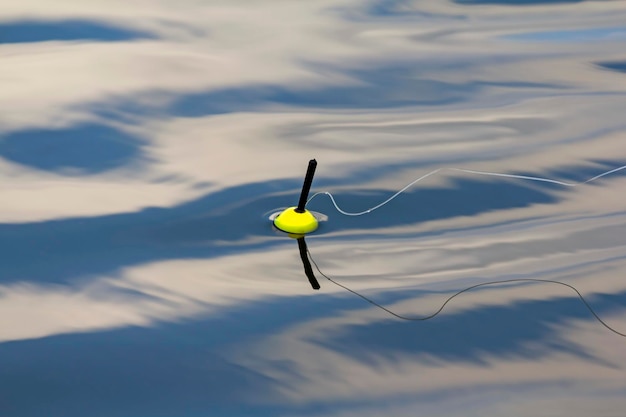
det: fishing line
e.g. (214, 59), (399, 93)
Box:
(306, 250), (626, 337)
(306, 164), (626, 216)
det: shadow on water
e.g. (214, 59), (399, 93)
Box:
(0, 19), (155, 44)
(597, 61), (626, 74)
(0, 124), (145, 174)
(1, 160), (624, 285)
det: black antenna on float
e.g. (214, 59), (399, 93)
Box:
(273, 159), (319, 234)
(296, 159), (317, 213)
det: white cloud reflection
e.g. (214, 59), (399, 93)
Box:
(2, 0), (626, 415)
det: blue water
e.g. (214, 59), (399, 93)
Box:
(505, 27), (626, 42)
(0, 19), (154, 43)
(0, 124), (145, 173)
(1, 2), (626, 416)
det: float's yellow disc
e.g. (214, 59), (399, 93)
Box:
(273, 207), (318, 234)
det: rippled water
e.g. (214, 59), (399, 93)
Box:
(2, 1), (626, 416)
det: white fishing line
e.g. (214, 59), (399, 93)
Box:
(306, 164), (626, 216)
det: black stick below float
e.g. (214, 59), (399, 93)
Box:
(298, 237), (320, 290)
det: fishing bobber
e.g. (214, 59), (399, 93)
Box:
(273, 159), (319, 234)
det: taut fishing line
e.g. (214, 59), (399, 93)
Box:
(306, 250), (626, 337)
(306, 164), (626, 216)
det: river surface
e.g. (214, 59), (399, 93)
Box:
(1, 1), (626, 416)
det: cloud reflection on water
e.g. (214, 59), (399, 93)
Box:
(2, 0), (626, 415)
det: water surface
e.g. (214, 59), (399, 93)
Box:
(1, 1), (626, 416)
